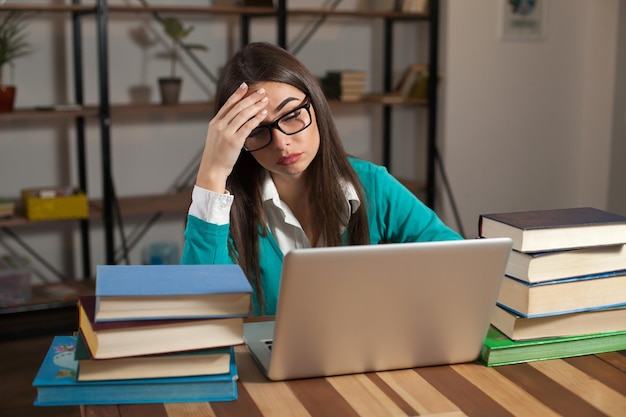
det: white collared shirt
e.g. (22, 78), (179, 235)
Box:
(188, 173), (360, 253)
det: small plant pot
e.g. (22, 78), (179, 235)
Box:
(129, 85), (152, 104)
(158, 77), (182, 105)
(0, 85), (16, 112)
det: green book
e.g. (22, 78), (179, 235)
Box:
(480, 326), (626, 366)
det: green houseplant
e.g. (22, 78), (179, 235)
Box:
(0, 12), (32, 112)
(157, 17), (207, 105)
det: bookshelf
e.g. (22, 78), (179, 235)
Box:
(0, 1), (439, 334)
(97, 0), (439, 263)
(0, 3), (98, 283)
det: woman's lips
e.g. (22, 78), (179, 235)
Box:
(277, 153), (303, 166)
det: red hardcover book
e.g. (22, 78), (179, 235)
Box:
(78, 296), (244, 359)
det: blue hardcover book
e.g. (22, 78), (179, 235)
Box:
(497, 270), (626, 318)
(94, 264), (252, 322)
(33, 336), (238, 406)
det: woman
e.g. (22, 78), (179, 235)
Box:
(182, 42), (462, 315)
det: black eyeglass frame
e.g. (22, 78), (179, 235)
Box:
(243, 96), (313, 152)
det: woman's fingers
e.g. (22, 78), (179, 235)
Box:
(195, 83), (269, 192)
(211, 86), (268, 149)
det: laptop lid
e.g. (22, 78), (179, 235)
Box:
(245, 237), (512, 380)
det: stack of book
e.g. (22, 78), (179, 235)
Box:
(33, 264), (252, 406)
(477, 207), (626, 366)
(320, 70), (367, 102)
(0, 197), (14, 218)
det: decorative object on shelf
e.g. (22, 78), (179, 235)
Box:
(142, 242), (180, 265)
(395, 64), (428, 98)
(21, 186), (89, 221)
(157, 17), (207, 105)
(129, 24), (157, 104)
(0, 11), (32, 112)
(0, 253), (31, 307)
(0, 197), (14, 218)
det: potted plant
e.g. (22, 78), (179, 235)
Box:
(157, 17), (207, 105)
(0, 12), (32, 112)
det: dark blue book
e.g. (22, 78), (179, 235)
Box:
(33, 336), (238, 406)
(479, 207), (626, 253)
(94, 264), (252, 322)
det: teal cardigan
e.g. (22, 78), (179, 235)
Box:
(181, 158), (462, 315)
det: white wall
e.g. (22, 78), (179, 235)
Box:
(0, 0), (622, 282)
(608, 0), (626, 215)
(439, 0), (621, 237)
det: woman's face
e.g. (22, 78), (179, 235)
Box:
(246, 81), (320, 182)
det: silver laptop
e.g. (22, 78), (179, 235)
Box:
(244, 237), (512, 380)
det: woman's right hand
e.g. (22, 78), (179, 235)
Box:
(195, 82), (268, 193)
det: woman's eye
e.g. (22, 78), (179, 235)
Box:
(282, 109), (302, 122)
(248, 127), (266, 138)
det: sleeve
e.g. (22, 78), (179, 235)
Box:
(188, 185), (233, 225)
(364, 163), (463, 243)
(181, 186), (235, 265)
(181, 215), (236, 265)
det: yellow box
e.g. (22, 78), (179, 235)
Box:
(22, 186), (89, 221)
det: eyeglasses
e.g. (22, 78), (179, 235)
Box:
(243, 96), (312, 152)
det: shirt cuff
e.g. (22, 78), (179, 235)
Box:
(188, 185), (233, 226)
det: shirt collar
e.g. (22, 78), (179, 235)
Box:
(261, 172), (361, 220)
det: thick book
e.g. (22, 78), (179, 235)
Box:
(497, 271), (626, 317)
(321, 73), (366, 102)
(480, 326), (626, 367)
(325, 70), (367, 82)
(479, 207), (626, 253)
(506, 244), (626, 283)
(78, 296), (244, 359)
(94, 264), (252, 322)
(74, 333), (231, 381)
(33, 336), (238, 406)
(491, 304), (626, 340)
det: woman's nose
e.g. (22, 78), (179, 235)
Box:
(272, 130), (292, 149)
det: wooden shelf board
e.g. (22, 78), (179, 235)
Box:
(0, 280), (94, 315)
(106, 5), (428, 19)
(91, 191), (191, 218)
(0, 212), (88, 228)
(0, 106), (99, 122)
(0, 191), (190, 228)
(108, 5), (275, 15)
(0, 5), (96, 13)
(288, 8), (429, 19)
(110, 101), (214, 116)
(107, 98), (427, 116)
(0, 99), (425, 123)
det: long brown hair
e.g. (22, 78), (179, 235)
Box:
(213, 42), (370, 313)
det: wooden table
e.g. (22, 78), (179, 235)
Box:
(80, 346), (626, 417)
